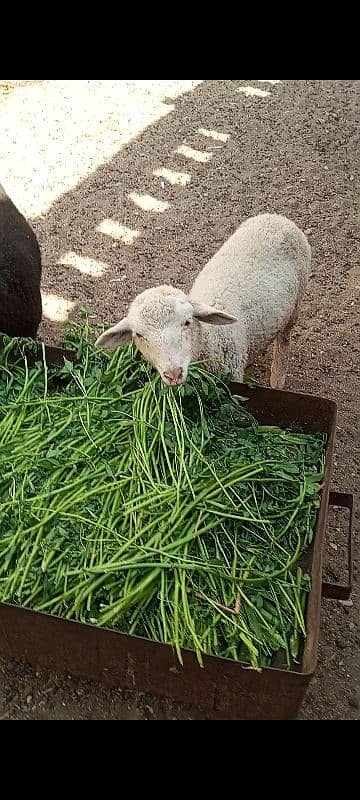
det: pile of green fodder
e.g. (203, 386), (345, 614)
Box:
(0, 324), (326, 670)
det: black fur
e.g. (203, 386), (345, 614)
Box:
(0, 182), (42, 338)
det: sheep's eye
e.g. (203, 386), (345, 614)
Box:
(136, 333), (144, 340)
(184, 320), (191, 328)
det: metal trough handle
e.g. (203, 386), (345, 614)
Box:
(322, 491), (353, 601)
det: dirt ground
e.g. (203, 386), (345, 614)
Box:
(0, 80), (359, 720)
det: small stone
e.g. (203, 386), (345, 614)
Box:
(339, 599), (353, 607)
(348, 622), (355, 631)
(336, 637), (347, 650)
(26, 695), (32, 705)
(330, 542), (338, 551)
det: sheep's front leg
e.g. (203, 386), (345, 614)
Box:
(270, 321), (294, 390)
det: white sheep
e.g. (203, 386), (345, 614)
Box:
(95, 213), (311, 389)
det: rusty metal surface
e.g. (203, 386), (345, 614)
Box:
(0, 343), (351, 719)
(0, 336), (76, 368)
(0, 602), (309, 720)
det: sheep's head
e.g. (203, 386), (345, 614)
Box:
(95, 286), (237, 386)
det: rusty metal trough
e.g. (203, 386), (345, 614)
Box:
(0, 343), (353, 719)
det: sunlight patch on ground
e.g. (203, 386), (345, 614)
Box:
(198, 128), (230, 142)
(0, 80), (203, 218)
(58, 252), (108, 277)
(153, 167), (191, 186)
(237, 86), (270, 98)
(42, 293), (75, 322)
(128, 193), (170, 213)
(96, 219), (140, 244)
(175, 144), (212, 163)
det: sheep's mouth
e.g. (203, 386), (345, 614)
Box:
(161, 374), (186, 387)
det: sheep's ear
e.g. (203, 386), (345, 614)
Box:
(191, 302), (237, 326)
(95, 318), (132, 350)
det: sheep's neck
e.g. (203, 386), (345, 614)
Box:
(192, 319), (203, 360)
(192, 319), (248, 381)
(192, 320), (230, 373)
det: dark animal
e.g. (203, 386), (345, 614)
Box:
(0, 181), (42, 338)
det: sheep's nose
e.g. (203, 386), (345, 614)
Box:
(163, 367), (183, 385)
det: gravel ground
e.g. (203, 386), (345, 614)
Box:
(0, 79), (359, 719)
